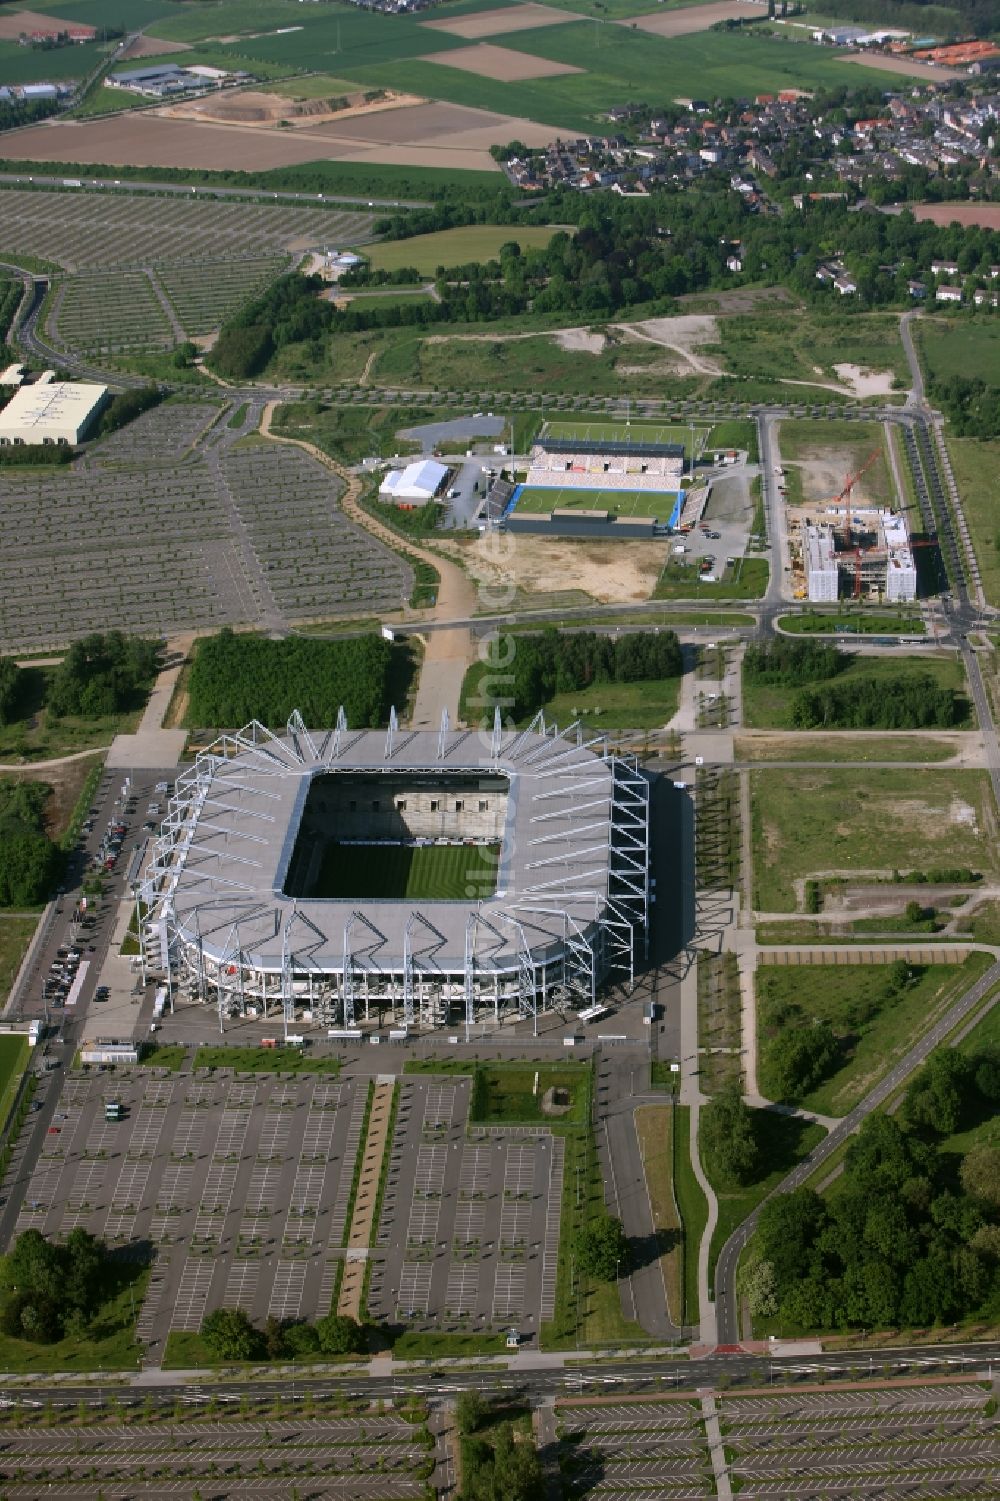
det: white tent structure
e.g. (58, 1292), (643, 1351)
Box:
(379, 459), (447, 503)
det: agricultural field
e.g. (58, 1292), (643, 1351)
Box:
(512, 485), (681, 520)
(359, 223), (570, 275)
(751, 767), (1000, 912)
(742, 652), (971, 730)
(313, 840), (501, 900)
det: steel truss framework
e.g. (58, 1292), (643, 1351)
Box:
(140, 709), (650, 1036)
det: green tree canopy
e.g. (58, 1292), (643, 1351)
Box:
(574, 1215), (629, 1282)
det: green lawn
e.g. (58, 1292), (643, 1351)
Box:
(673, 1105), (707, 1328)
(756, 956), (993, 1118)
(0, 1034), (29, 1133)
(193, 1046), (341, 1075)
(359, 225), (568, 276)
(0, 665), (147, 761)
(140, 1044), (187, 1071)
(654, 557), (769, 600)
(404, 1060), (590, 1127)
(777, 611), (924, 636)
(742, 653), (970, 731)
(917, 316), (1000, 388)
(704, 1111), (825, 1284)
(0, 1268), (148, 1372)
(459, 659), (682, 731)
(513, 485), (681, 521)
(735, 734), (958, 763)
(947, 436), (1000, 608)
(541, 419), (703, 449)
(0, 919), (37, 1011)
(272, 399), (442, 464)
(312, 841), (500, 901)
(751, 767), (999, 912)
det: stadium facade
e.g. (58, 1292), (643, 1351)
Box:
(140, 710), (650, 1034)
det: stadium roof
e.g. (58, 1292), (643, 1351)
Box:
(153, 722), (619, 976)
(537, 437), (684, 459)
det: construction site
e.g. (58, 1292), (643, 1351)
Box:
(785, 444), (919, 603)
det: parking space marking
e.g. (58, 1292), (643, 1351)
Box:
(269, 1260), (308, 1321)
(398, 1262), (433, 1316)
(215, 1105), (252, 1158)
(244, 1163), (283, 1217)
(127, 1108), (167, 1160)
(171, 1259), (217, 1332)
(445, 1264), (479, 1316)
(493, 1263), (525, 1321)
(223, 1258), (260, 1311)
(540, 1135), (563, 1321)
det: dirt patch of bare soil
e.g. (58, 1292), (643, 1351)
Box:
(120, 32), (191, 58)
(443, 533), (664, 605)
(167, 87), (424, 129)
(833, 363), (896, 398)
(419, 42), (583, 80)
(554, 327), (605, 354)
(627, 0), (767, 36)
(0, 8), (78, 39)
(421, 3), (583, 38)
(912, 202), (1000, 230)
(843, 51), (964, 82)
(614, 314), (724, 376)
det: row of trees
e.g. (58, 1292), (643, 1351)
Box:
(47, 631), (159, 719)
(209, 274), (331, 380)
(200, 1306), (365, 1361)
(790, 673), (961, 729)
(0, 656), (20, 727)
(0, 778), (60, 908)
(744, 638), (843, 686)
(96, 385), (162, 438)
(747, 1063), (1000, 1332)
(187, 629), (395, 729)
(477, 626), (683, 723)
(457, 1392), (544, 1501)
(0, 1229), (112, 1344)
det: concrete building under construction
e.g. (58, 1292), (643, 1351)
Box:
(804, 507), (917, 603)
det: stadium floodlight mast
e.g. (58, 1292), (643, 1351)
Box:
(139, 706), (650, 1037)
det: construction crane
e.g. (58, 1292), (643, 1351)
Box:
(849, 536), (938, 599)
(832, 447), (882, 547)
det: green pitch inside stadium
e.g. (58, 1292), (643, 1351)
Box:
(315, 842), (502, 901)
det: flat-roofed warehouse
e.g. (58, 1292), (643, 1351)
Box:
(0, 380), (107, 446)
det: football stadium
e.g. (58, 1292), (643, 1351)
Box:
(502, 420), (707, 539)
(140, 710), (650, 1034)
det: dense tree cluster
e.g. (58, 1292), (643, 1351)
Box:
(96, 385), (162, 438)
(0, 778), (60, 908)
(574, 1215), (629, 1281)
(477, 626), (682, 722)
(791, 672), (961, 729)
(187, 629), (394, 729)
(759, 960), (915, 1101)
(48, 632), (159, 719)
(0, 1229), (110, 1343)
(700, 1082), (762, 1187)
(209, 274), (331, 379)
(201, 1306), (364, 1360)
(461, 1418), (544, 1501)
(929, 375), (1000, 441)
(0, 280), (21, 343)
(817, 0), (995, 40)
(0, 656), (21, 727)
(749, 1068), (1000, 1332)
(0, 97), (58, 133)
(744, 639), (843, 686)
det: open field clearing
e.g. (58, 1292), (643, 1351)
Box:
(361, 223), (570, 274)
(917, 316), (1000, 387)
(720, 307), (907, 392)
(421, 3), (586, 38)
(542, 418), (704, 447)
(444, 530), (665, 605)
(513, 485), (681, 520)
(751, 767), (1000, 912)
(735, 732), (968, 763)
(419, 40), (583, 78)
(0, 185), (369, 272)
(628, 0), (767, 34)
(948, 438), (1000, 608)
(844, 50), (966, 80)
(0, 918), (36, 1011)
(777, 417), (894, 506)
(0, 36), (109, 83)
(1, 107), (549, 173)
(912, 201), (1000, 229)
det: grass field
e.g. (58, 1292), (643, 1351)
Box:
(0, 1267), (148, 1372)
(359, 224), (569, 276)
(751, 767), (1000, 912)
(635, 1105), (682, 1327)
(541, 419), (704, 450)
(193, 1046), (341, 1075)
(742, 652), (970, 730)
(0, 919), (38, 1011)
(917, 316), (1000, 389)
(0, 1035), (28, 1134)
(673, 1105), (707, 1327)
(512, 485), (681, 520)
(720, 309), (909, 393)
(735, 734), (960, 763)
(459, 659), (682, 730)
(654, 557), (769, 600)
(757, 957), (992, 1117)
(313, 841), (501, 900)
(947, 437), (1000, 608)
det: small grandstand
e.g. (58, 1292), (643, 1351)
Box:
(501, 420), (706, 539)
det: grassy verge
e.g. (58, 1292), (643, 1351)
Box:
(342, 1081), (374, 1250)
(742, 653), (970, 731)
(390, 1330), (507, 1359)
(635, 1104), (682, 1327)
(777, 611), (924, 636)
(654, 557), (769, 601)
(947, 435), (1000, 609)
(0, 917), (38, 1010)
(140, 1045), (187, 1071)
(58, 758), (105, 854)
(673, 1106), (707, 1329)
(0, 1036), (29, 1135)
(161, 1329), (360, 1369)
(735, 734), (960, 764)
(704, 1113), (825, 1285)
(458, 661), (682, 731)
(756, 954), (993, 1118)
(192, 1046), (340, 1076)
(0, 1269), (148, 1372)
(750, 767), (998, 912)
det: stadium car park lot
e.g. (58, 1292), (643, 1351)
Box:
(368, 1076), (561, 1340)
(0, 403), (412, 651)
(0, 1415), (426, 1499)
(559, 1385), (1000, 1500)
(16, 1066), (372, 1352)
